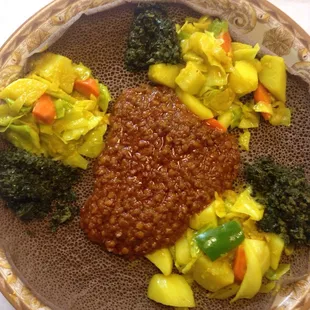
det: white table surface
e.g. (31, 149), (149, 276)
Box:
(0, 0), (309, 309)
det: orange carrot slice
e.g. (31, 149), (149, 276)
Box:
(74, 78), (100, 98)
(233, 244), (247, 283)
(254, 83), (272, 120)
(32, 94), (56, 125)
(205, 118), (227, 133)
(220, 31), (232, 54)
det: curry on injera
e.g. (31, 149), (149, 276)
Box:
(80, 85), (240, 257)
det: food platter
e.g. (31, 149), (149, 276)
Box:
(0, 0), (310, 309)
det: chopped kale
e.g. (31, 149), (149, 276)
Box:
(0, 148), (80, 228)
(125, 4), (181, 71)
(51, 204), (76, 232)
(245, 157), (310, 245)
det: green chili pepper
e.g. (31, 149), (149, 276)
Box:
(195, 220), (245, 261)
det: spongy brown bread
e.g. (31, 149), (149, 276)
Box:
(0, 3), (309, 310)
(80, 85), (239, 257)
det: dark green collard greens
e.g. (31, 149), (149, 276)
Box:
(0, 148), (80, 229)
(245, 157), (310, 245)
(125, 5), (181, 71)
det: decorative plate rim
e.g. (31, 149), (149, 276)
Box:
(0, 0), (310, 309)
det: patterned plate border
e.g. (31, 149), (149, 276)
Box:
(0, 0), (310, 309)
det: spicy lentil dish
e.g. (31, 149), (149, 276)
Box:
(80, 84), (240, 257)
(0, 2), (310, 309)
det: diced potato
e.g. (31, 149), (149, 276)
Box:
(176, 88), (213, 119)
(259, 55), (286, 102)
(175, 233), (192, 266)
(148, 64), (183, 89)
(229, 61), (258, 96)
(175, 62), (206, 95)
(174, 229), (200, 275)
(192, 255), (234, 292)
(248, 59), (262, 72)
(146, 248), (173, 276)
(147, 274), (195, 307)
(265, 233), (284, 270)
(190, 204), (217, 230)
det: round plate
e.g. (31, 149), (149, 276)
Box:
(0, 1), (310, 309)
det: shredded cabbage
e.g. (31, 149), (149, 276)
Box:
(0, 103), (24, 132)
(265, 264), (290, 281)
(231, 187), (264, 221)
(202, 88), (234, 115)
(270, 101), (291, 126)
(232, 43), (260, 61)
(238, 103), (260, 129)
(0, 53), (111, 169)
(207, 283), (240, 299)
(259, 281), (276, 294)
(238, 129), (251, 151)
(253, 101), (273, 115)
(5, 124), (42, 155)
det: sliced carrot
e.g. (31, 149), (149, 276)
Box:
(32, 94), (56, 125)
(220, 31), (232, 54)
(205, 118), (227, 133)
(254, 83), (271, 104)
(233, 244), (247, 283)
(74, 78), (100, 98)
(254, 83), (272, 121)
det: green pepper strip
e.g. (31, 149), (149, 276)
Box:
(195, 220), (245, 261)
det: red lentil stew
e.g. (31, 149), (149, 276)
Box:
(80, 85), (240, 257)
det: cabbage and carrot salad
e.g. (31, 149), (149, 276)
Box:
(0, 53), (111, 169)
